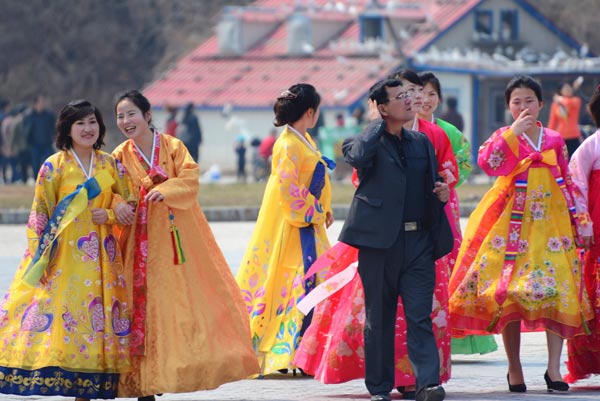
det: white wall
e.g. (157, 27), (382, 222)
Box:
(152, 107), (346, 172)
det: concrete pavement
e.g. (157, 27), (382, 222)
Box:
(0, 222), (599, 400)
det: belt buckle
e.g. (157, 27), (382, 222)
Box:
(404, 221), (417, 231)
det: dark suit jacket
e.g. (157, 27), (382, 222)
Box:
(339, 119), (448, 251)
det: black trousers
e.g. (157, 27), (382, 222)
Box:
(357, 229), (439, 395)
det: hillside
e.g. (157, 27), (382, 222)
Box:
(0, 0), (251, 145)
(0, 0), (597, 146)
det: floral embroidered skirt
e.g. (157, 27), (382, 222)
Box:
(449, 168), (593, 338)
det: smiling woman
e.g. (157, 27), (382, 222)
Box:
(0, 100), (134, 400)
(111, 90), (258, 400)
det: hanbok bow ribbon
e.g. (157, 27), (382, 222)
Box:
(22, 170), (114, 286)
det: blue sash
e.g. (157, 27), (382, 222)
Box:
(299, 156), (335, 335)
(22, 171), (113, 286)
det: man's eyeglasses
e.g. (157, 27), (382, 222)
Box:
(386, 92), (411, 102)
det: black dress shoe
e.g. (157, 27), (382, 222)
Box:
(370, 393), (391, 401)
(506, 373), (526, 393)
(544, 370), (569, 392)
(416, 385), (445, 401)
(396, 386), (416, 399)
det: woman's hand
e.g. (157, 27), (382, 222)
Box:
(433, 182), (449, 203)
(145, 189), (165, 203)
(115, 203), (135, 225)
(511, 108), (536, 135)
(90, 208), (108, 224)
(325, 211), (334, 228)
(582, 235), (594, 250)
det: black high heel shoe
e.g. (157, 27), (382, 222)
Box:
(506, 373), (526, 393)
(544, 370), (569, 392)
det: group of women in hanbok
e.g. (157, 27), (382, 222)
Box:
(0, 93), (258, 400)
(1, 72), (599, 401)
(238, 73), (600, 398)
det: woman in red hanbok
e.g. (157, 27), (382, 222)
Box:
(565, 86), (600, 383)
(294, 71), (457, 397)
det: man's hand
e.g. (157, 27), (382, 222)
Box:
(325, 211), (334, 228)
(115, 203), (135, 225)
(91, 208), (108, 224)
(367, 98), (381, 121)
(433, 181), (449, 203)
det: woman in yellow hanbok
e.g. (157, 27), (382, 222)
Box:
(112, 90), (258, 401)
(236, 84), (335, 375)
(0, 100), (133, 399)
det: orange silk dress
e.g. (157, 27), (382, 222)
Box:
(112, 134), (258, 397)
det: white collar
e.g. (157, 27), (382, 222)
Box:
(521, 125), (544, 152)
(70, 149), (94, 179)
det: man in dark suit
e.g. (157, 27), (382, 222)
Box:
(339, 79), (449, 401)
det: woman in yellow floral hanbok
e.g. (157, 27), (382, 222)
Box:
(448, 76), (593, 393)
(0, 100), (132, 399)
(236, 84), (335, 375)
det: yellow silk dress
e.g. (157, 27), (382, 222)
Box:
(112, 133), (258, 397)
(0, 150), (131, 399)
(236, 127), (332, 375)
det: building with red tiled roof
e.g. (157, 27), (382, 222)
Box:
(145, 0), (600, 172)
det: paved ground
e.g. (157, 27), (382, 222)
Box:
(1, 222), (599, 400)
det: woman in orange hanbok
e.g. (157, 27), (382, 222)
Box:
(112, 90), (258, 400)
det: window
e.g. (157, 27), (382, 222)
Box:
(500, 10), (518, 41)
(474, 10), (493, 39)
(360, 15), (383, 42)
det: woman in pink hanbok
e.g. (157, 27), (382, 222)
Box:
(565, 86), (600, 383)
(448, 75), (593, 393)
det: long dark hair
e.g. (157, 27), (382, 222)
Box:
(56, 100), (106, 150)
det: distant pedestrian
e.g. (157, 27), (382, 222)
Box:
(23, 95), (55, 175)
(234, 135), (247, 182)
(176, 102), (203, 163)
(548, 78), (584, 158)
(7, 104), (31, 183)
(236, 83), (335, 376)
(440, 97), (464, 131)
(0, 99), (9, 183)
(164, 105), (178, 137)
(449, 75), (593, 394)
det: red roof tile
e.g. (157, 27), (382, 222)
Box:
(145, 0), (482, 108)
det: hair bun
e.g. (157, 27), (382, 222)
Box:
(277, 90), (298, 100)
